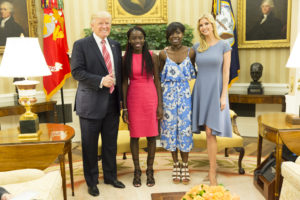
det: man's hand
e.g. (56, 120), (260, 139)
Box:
(102, 74), (114, 88)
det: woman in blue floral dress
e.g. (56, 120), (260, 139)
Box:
(159, 22), (196, 185)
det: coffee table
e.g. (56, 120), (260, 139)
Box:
(151, 192), (186, 200)
(0, 123), (75, 200)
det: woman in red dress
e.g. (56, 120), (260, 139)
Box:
(122, 26), (163, 187)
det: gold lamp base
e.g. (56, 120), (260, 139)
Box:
(18, 129), (42, 141)
(14, 80), (41, 140)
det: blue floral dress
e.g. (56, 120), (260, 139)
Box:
(160, 49), (196, 152)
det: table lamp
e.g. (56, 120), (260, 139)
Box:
(0, 37), (51, 139)
(286, 34), (300, 123)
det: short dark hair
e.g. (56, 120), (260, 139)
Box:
(166, 22), (185, 40)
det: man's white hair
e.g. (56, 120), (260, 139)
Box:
(90, 11), (112, 24)
(0, 1), (14, 13)
(261, 0), (274, 8)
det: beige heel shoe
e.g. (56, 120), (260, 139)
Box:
(172, 162), (180, 184)
(181, 162), (190, 185)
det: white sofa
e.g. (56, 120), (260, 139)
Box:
(280, 156), (300, 200)
(0, 169), (63, 200)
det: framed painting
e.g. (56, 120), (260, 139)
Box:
(107, 0), (167, 24)
(0, 0), (37, 53)
(237, 0), (291, 48)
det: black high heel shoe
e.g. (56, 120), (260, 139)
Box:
(146, 169), (155, 187)
(133, 169), (142, 187)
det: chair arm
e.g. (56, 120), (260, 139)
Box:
(0, 169), (45, 185)
(230, 109), (241, 136)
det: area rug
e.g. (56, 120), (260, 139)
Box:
(45, 152), (264, 200)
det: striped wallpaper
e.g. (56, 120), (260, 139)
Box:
(0, 0), (296, 94)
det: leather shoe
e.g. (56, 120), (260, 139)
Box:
(104, 179), (125, 188)
(88, 185), (99, 196)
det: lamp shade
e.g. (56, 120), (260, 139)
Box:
(0, 37), (51, 77)
(286, 34), (300, 68)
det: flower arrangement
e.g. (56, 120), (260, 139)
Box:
(181, 184), (240, 200)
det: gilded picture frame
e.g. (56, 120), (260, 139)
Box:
(237, 0), (291, 48)
(107, 0), (167, 24)
(0, 0), (37, 53)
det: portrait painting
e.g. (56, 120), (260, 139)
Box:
(0, 0), (37, 53)
(107, 0), (167, 24)
(238, 0), (291, 48)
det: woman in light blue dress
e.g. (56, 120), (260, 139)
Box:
(192, 13), (232, 186)
(159, 22), (196, 185)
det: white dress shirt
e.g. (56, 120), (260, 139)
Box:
(93, 33), (116, 88)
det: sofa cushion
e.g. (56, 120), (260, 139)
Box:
(3, 170), (62, 200)
(0, 169), (44, 185)
(99, 130), (148, 155)
(281, 161), (300, 190)
(193, 132), (243, 151)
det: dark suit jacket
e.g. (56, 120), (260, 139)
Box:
(71, 35), (122, 119)
(0, 187), (9, 199)
(0, 17), (24, 45)
(246, 12), (283, 41)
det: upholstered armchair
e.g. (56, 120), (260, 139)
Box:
(193, 110), (245, 174)
(280, 156), (300, 200)
(98, 111), (148, 159)
(0, 169), (63, 200)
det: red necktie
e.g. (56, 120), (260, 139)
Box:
(101, 40), (114, 93)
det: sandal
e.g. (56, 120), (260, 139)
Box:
(146, 169), (155, 187)
(133, 169), (142, 187)
(172, 162), (181, 184)
(181, 162), (190, 185)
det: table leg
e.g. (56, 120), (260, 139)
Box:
(275, 143), (283, 200)
(257, 135), (263, 167)
(59, 154), (67, 200)
(67, 143), (75, 196)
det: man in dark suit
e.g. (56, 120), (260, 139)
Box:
(246, 0), (283, 41)
(0, 187), (12, 200)
(71, 11), (125, 197)
(0, 1), (24, 45)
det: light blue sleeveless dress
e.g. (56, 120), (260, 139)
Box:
(192, 40), (232, 137)
(160, 49), (196, 152)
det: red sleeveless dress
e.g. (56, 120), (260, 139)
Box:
(127, 52), (159, 138)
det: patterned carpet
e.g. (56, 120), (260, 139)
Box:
(46, 151), (264, 200)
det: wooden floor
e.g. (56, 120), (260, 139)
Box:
(69, 137), (276, 161)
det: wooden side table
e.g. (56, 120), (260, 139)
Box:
(0, 101), (58, 128)
(0, 123), (75, 200)
(229, 94), (286, 112)
(256, 113), (300, 200)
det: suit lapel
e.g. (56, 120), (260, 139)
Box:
(88, 36), (108, 73)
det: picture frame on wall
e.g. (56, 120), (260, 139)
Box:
(0, 0), (37, 53)
(107, 0), (167, 24)
(237, 0), (291, 48)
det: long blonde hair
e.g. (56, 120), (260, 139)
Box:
(197, 13), (221, 52)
